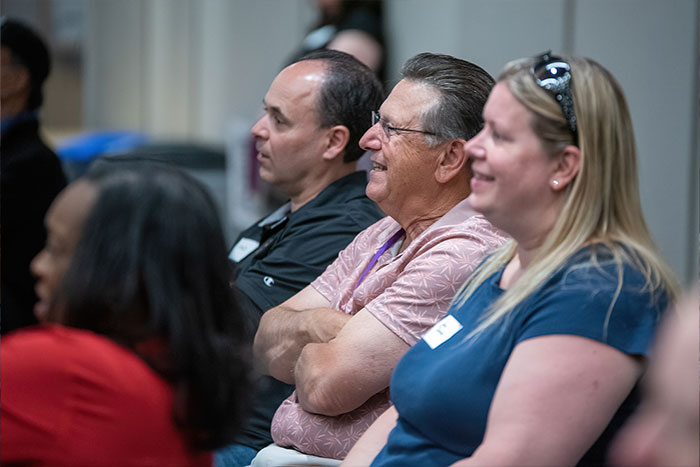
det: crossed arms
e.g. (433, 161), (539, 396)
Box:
(253, 284), (409, 416)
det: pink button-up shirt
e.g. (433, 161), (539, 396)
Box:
(271, 197), (508, 459)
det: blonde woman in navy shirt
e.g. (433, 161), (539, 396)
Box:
(343, 52), (678, 467)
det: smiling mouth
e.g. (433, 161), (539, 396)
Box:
(472, 171), (494, 181)
(372, 162), (387, 171)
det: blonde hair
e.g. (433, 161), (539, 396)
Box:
(456, 55), (679, 336)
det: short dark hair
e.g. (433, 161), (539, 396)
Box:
(294, 49), (385, 162)
(0, 18), (51, 110)
(56, 159), (252, 450)
(401, 52), (495, 145)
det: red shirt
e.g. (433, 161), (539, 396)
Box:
(1, 325), (212, 466)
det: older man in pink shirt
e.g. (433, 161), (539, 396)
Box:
(252, 53), (508, 466)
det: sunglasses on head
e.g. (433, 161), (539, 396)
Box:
(530, 51), (578, 145)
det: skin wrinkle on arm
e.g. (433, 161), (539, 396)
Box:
(449, 335), (643, 467)
(253, 285), (350, 384)
(294, 309), (409, 416)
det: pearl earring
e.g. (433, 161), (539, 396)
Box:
(552, 180), (560, 187)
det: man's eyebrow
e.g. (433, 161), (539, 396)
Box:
(262, 99), (285, 119)
(378, 110), (397, 124)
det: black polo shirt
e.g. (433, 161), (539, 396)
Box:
(229, 171), (384, 450)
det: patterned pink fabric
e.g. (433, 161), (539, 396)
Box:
(271, 197), (508, 459)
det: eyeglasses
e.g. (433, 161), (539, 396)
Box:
(371, 111), (437, 140)
(530, 51), (578, 144)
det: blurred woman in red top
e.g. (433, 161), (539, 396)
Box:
(1, 158), (253, 466)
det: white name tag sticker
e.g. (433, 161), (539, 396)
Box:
(229, 237), (260, 262)
(423, 315), (463, 349)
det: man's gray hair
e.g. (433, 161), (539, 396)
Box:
(401, 53), (495, 146)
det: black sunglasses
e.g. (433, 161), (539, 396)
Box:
(531, 51), (578, 145)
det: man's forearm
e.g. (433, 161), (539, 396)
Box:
(253, 305), (350, 384)
(294, 340), (363, 416)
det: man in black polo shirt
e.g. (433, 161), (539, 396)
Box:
(219, 50), (385, 466)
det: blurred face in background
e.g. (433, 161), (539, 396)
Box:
(30, 181), (97, 322)
(250, 60), (330, 199)
(609, 292), (700, 467)
(0, 46), (29, 119)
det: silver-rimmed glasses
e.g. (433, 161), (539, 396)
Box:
(371, 110), (438, 140)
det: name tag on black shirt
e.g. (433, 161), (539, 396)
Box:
(229, 237), (260, 262)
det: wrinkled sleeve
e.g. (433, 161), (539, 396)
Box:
(237, 211), (377, 313)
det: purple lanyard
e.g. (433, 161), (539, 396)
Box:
(354, 228), (405, 290)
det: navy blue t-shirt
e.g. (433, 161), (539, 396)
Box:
(372, 247), (668, 467)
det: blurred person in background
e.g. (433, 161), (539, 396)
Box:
(290, 0), (385, 83)
(609, 290), (699, 467)
(1, 17), (67, 334)
(1, 160), (252, 466)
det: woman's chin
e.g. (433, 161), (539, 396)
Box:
(33, 300), (49, 323)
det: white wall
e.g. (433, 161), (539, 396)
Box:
(83, 0), (699, 285)
(84, 0), (314, 141)
(573, 0), (698, 287)
(386, 0), (572, 80)
(387, 0), (699, 287)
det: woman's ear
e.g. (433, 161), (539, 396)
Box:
(550, 145), (581, 191)
(321, 125), (351, 162)
(435, 139), (469, 184)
